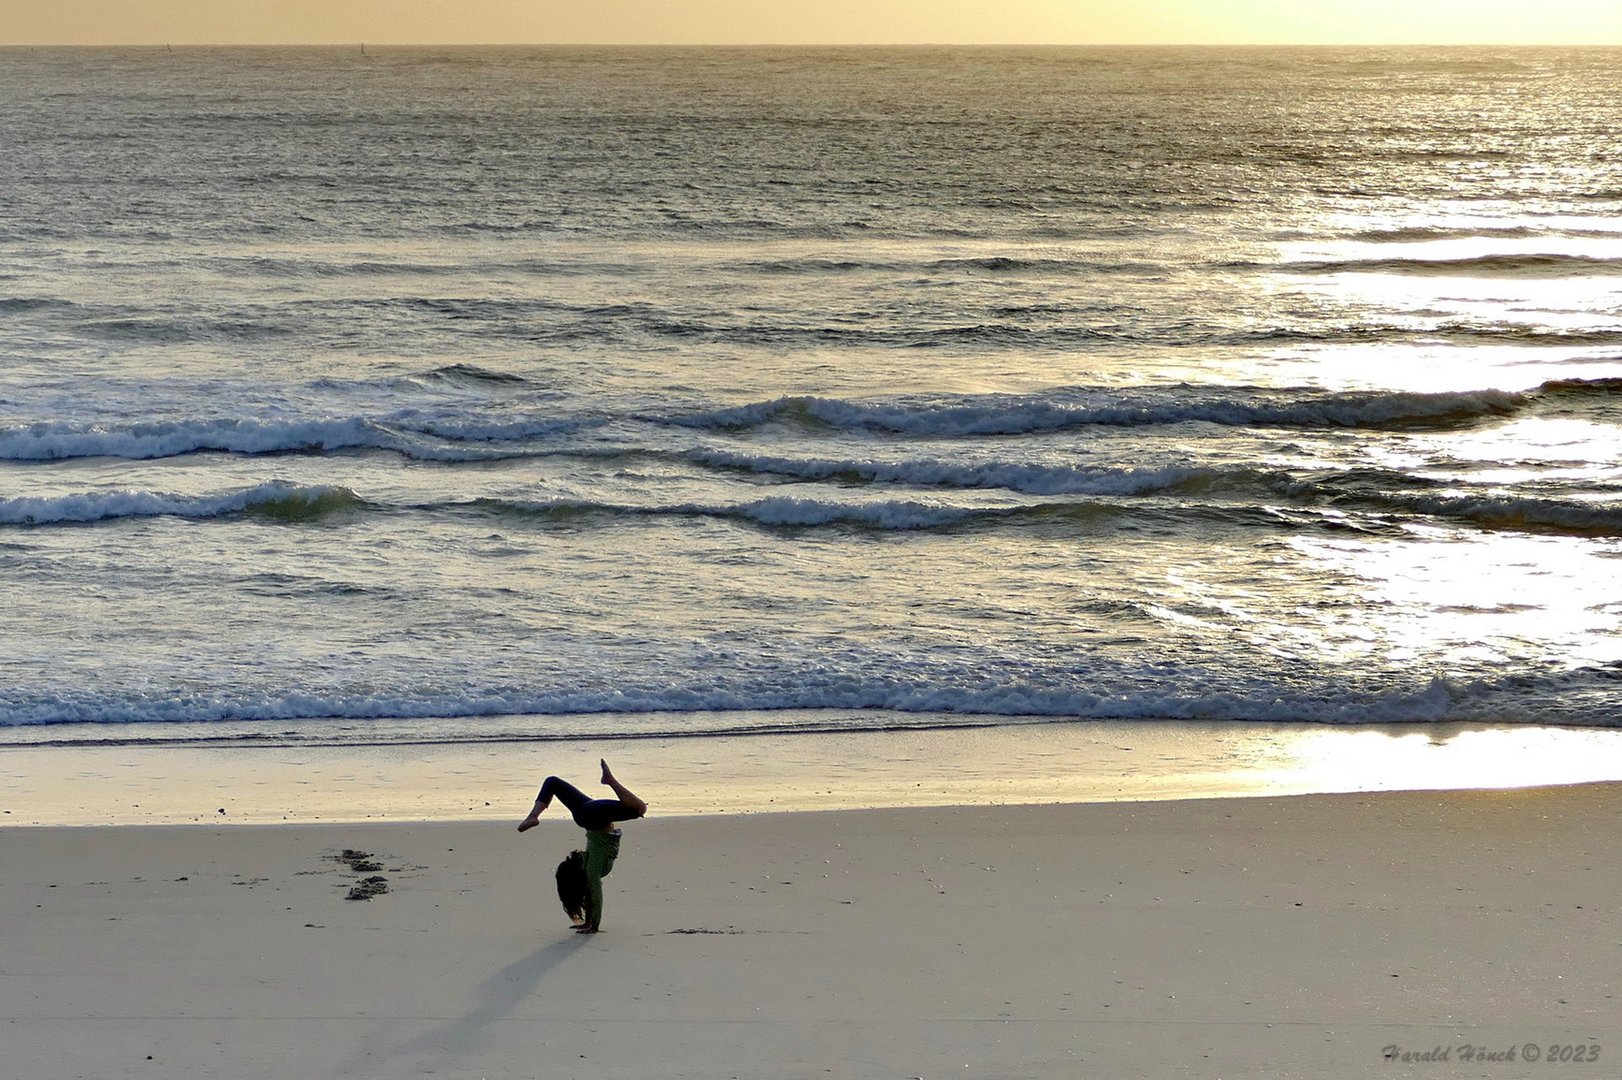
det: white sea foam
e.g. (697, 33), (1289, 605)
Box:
(0, 674), (1463, 730)
(4, 379), (1598, 465)
(0, 482), (361, 526)
(0, 417), (401, 461)
(727, 496), (979, 529)
(0, 414), (587, 463)
(19, 666), (1617, 736)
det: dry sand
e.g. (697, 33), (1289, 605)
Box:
(3, 785), (1617, 1079)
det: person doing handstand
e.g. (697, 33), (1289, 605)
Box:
(517, 759), (647, 933)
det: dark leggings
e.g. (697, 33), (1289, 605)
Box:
(539, 776), (641, 832)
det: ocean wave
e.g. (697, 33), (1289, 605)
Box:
(926, 255), (1160, 275)
(309, 364), (530, 394)
(6, 379), (1609, 469)
(7, 476), (1603, 539)
(745, 256), (899, 274)
(670, 454), (1618, 538)
(83, 314), (297, 344)
(0, 482), (365, 526)
(7, 664), (1620, 737)
(667, 377), (1622, 437)
(0, 685), (1453, 734)
(685, 448), (1258, 497)
(0, 296), (77, 314)
(408, 363), (531, 386)
(223, 255), (474, 279)
(740, 253), (1154, 276)
(1341, 225), (1547, 243)
(656, 321), (1120, 349)
(1533, 376), (1622, 401)
(683, 450), (1474, 514)
(1382, 492), (1622, 537)
(661, 385), (1527, 436)
(484, 495), (993, 531)
(0, 413), (586, 463)
(1282, 253), (1622, 278)
(475, 493), (1324, 536)
(0, 417), (407, 462)
(387, 414), (593, 444)
(1268, 465), (1621, 537)
(1235, 323), (1622, 348)
(0, 482), (1369, 536)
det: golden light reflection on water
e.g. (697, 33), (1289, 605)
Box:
(1262, 222), (1622, 392)
(1254, 216), (1622, 679)
(1294, 530), (1622, 669)
(1256, 726), (1622, 795)
(1417, 416), (1622, 484)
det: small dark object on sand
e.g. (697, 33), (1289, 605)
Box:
(334, 849), (384, 873)
(345, 876), (389, 901)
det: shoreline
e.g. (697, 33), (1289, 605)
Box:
(6, 717), (1622, 826)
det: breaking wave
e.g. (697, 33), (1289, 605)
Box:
(6, 378), (1609, 465)
(0, 414), (585, 463)
(0, 417), (408, 462)
(684, 448), (1265, 497)
(6, 663), (1622, 736)
(663, 385), (1527, 436)
(0, 482), (365, 526)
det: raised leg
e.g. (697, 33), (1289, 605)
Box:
(518, 776), (591, 832)
(599, 759), (648, 818)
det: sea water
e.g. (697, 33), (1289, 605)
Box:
(1, 46), (1619, 750)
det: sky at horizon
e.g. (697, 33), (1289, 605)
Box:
(2, 0), (1621, 47)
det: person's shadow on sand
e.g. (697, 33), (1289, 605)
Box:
(363, 936), (590, 1070)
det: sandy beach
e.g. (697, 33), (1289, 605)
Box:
(3, 783), (1616, 1079)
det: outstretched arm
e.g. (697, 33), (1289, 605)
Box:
(600, 759), (647, 817)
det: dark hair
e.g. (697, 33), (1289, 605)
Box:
(555, 849), (587, 923)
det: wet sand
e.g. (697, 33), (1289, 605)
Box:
(6, 718), (1622, 825)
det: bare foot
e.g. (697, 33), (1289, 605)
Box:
(600, 758), (614, 786)
(517, 796), (551, 832)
